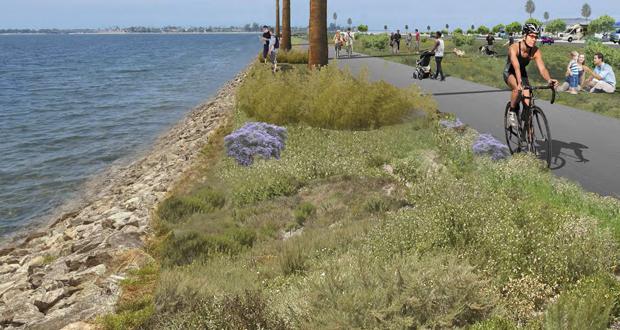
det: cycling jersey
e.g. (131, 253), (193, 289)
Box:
(503, 41), (535, 86)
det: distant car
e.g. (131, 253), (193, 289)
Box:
(601, 33), (619, 44)
(539, 36), (554, 45)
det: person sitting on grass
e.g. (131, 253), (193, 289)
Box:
(557, 52), (589, 93)
(577, 53), (588, 91)
(583, 52), (616, 94)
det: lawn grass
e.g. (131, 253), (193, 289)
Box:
(101, 61), (620, 329)
(354, 34), (620, 119)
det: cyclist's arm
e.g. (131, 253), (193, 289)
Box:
(508, 44), (523, 86)
(532, 49), (556, 85)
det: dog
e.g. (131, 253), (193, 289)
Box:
(453, 48), (465, 57)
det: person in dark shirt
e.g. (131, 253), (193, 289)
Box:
(261, 25), (271, 63)
(486, 33), (495, 53)
(394, 29), (402, 54)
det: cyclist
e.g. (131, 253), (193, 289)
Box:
(344, 28), (355, 57)
(504, 23), (558, 128)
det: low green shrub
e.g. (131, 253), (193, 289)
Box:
(544, 273), (620, 330)
(359, 34), (389, 50)
(294, 202), (316, 226)
(236, 63), (435, 130)
(280, 243), (308, 276)
(161, 228), (256, 267)
(307, 253), (497, 328)
(277, 49), (308, 64)
(151, 291), (289, 329)
(452, 33), (475, 46)
(157, 187), (225, 224)
(585, 39), (620, 69)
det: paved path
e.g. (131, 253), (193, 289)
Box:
(332, 51), (620, 197)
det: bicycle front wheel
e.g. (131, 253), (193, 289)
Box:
(526, 106), (552, 168)
(504, 102), (522, 154)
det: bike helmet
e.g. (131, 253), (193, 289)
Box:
(522, 23), (541, 36)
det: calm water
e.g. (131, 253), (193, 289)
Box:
(0, 34), (259, 235)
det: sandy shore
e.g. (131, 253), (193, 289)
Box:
(0, 71), (244, 329)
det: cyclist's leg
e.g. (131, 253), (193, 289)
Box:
(521, 76), (531, 108)
(505, 73), (519, 109)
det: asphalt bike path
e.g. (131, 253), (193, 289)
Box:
(331, 50), (619, 197)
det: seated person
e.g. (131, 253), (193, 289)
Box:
(583, 52), (616, 93)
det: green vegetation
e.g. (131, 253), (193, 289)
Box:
(103, 60), (620, 328)
(258, 48), (309, 64)
(99, 263), (159, 330)
(237, 63), (435, 129)
(354, 34), (620, 119)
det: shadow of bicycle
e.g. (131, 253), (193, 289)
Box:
(541, 139), (590, 170)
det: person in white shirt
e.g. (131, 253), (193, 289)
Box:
(268, 29), (280, 72)
(344, 28), (355, 57)
(429, 31), (445, 81)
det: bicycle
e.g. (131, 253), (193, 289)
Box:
(345, 43), (353, 57)
(504, 85), (556, 168)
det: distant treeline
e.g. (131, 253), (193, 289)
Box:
(0, 24), (308, 34)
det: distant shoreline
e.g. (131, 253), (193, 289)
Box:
(0, 31), (265, 36)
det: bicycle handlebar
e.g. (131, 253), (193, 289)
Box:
(527, 85), (557, 104)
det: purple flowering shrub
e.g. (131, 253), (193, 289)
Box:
(439, 118), (465, 130)
(472, 133), (510, 161)
(224, 122), (287, 166)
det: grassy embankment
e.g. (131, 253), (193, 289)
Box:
(353, 33), (620, 119)
(100, 59), (620, 329)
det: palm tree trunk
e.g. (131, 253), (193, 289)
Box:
(281, 0), (291, 50)
(275, 0), (280, 36)
(308, 0), (328, 68)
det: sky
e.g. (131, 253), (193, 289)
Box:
(1, 0), (619, 30)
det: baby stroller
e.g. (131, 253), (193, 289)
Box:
(412, 51), (434, 80)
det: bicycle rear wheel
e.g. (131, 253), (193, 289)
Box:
(525, 106), (552, 167)
(504, 102), (522, 154)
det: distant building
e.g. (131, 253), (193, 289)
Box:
(554, 18), (589, 26)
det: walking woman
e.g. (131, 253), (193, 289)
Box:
(430, 31), (445, 81)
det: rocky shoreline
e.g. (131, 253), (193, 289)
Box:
(0, 73), (243, 329)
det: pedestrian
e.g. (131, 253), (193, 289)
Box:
(429, 31), (445, 81)
(269, 29), (280, 72)
(394, 29), (402, 54)
(485, 32), (495, 54)
(415, 29), (421, 52)
(503, 32), (515, 47)
(261, 25), (271, 63)
(406, 32), (413, 50)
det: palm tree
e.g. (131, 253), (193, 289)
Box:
(427, 25), (431, 33)
(525, 0), (536, 19)
(384, 25), (388, 33)
(445, 24), (449, 30)
(471, 24), (475, 30)
(281, 0), (291, 50)
(581, 3), (591, 23)
(347, 18), (352, 28)
(544, 11), (550, 22)
(309, 0), (328, 68)
(275, 0), (280, 35)
(333, 12), (338, 31)
(405, 24), (409, 32)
